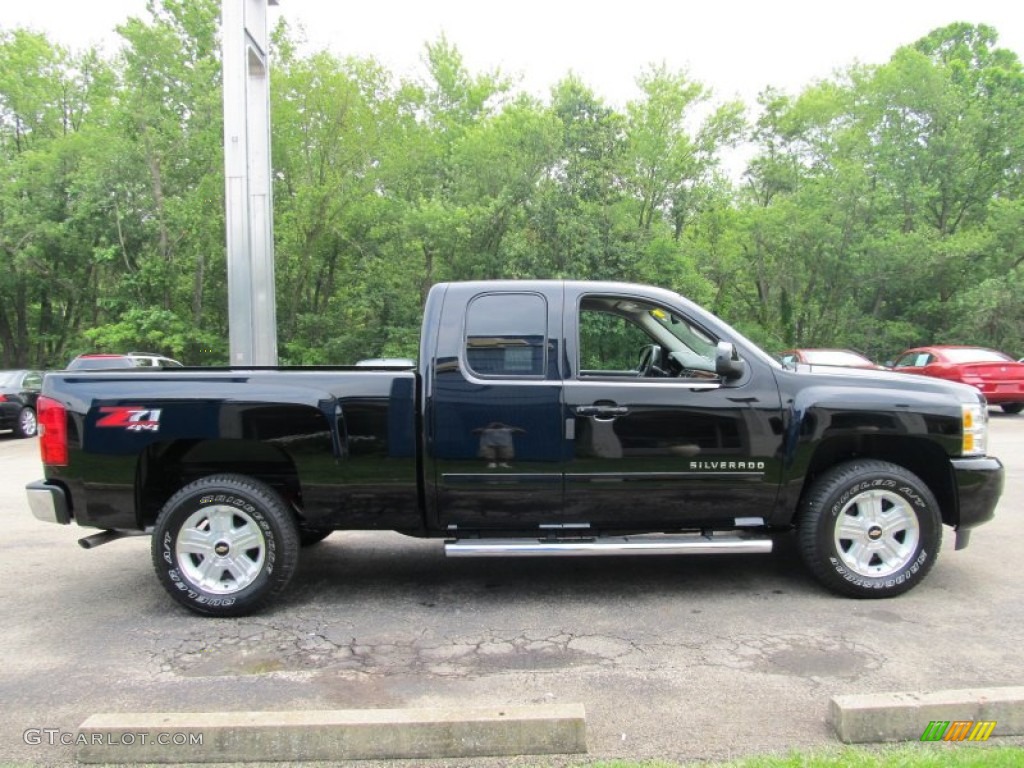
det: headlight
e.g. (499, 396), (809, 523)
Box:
(961, 403), (987, 456)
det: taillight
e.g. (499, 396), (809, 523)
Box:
(37, 396), (68, 466)
(0, 394), (7, 401)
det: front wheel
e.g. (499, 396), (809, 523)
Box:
(797, 460), (941, 598)
(151, 474), (300, 617)
(1001, 403), (1023, 415)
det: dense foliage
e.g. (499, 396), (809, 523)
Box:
(1, 2), (1022, 368)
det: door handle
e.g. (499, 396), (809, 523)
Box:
(576, 405), (629, 418)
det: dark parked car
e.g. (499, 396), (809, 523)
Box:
(891, 345), (1024, 414)
(0, 369), (44, 438)
(66, 352), (183, 370)
(779, 348), (884, 370)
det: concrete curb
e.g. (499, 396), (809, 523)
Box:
(76, 704), (587, 764)
(829, 686), (1024, 743)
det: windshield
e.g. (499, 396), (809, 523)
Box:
(67, 357), (128, 370)
(647, 307), (718, 360)
(803, 350), (873, 366)
(0, 371), (22, 386)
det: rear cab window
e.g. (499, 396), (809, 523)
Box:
(464, 293), (548, 379)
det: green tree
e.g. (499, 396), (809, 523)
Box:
(736, 23), (1024, 359)
(0, 30), (120, 367)
(103, 0), (227, 362)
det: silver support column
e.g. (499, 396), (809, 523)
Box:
(222, 0), (278, 366)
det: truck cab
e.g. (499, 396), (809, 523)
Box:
(424, 281), (780, 534)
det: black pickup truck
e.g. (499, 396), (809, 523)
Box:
(26, 280), (1003, 616)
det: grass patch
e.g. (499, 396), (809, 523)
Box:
(576, 743), (1023, 767)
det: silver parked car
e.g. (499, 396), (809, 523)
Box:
(66, 352), (183, 370)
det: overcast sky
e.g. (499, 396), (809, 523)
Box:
(4, 0), (1024, 109)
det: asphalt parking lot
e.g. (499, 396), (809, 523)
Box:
(2, 414), (1023, 766)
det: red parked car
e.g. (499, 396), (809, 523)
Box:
(779, 348), (883, 370)
(890, 346), (1024, 413)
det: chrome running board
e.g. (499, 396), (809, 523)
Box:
(444, 533), (772, 558)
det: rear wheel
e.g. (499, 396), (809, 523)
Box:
(14, 407), (37, 438)
(1001, 403), (1023, 414)
(797, 460), (941, 598)
(151, 474), (300, 616)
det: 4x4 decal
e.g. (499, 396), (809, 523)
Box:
(96, 406), (162, 432)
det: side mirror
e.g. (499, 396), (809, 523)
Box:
(715, 341), (746, 381)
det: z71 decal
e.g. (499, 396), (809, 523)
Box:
(96, 406), (163, 432)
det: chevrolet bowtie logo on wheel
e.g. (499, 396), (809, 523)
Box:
(920, 720), (996, 742)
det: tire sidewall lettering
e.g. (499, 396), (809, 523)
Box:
(830, 478), (896, 519)
(828, 549), (929, 589)
(161, 532), (173, 565)
(198, 494), (256, 515)
(829, 477), (927, 519)
(899, 485), (927, 508)
(166, 569), (236, 607)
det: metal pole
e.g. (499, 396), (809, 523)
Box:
(222, 0), (278, 366)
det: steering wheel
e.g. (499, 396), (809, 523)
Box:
(637, 344), (669, 377)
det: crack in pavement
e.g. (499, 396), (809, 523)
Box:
(143, 619), (884, 684)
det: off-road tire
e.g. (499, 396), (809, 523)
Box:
(797, 459), (941, 598)
(151, 474), (300, 617)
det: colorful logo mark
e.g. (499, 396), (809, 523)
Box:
(920, 720), (996, 742)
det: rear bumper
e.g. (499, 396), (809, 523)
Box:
(980, 393), (1024, 405)
(26, 480), (71, 525)
(951, 457), (1003, 547)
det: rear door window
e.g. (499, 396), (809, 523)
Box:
(464, 293), (548, 378)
